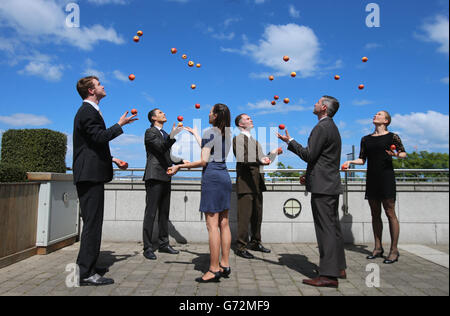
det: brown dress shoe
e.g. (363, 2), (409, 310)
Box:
(302, 276), (338, 288)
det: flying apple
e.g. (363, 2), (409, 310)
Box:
(171, 48), (177, 54)
(359, 84), (365, 90)
(291, 72), (297, 78)
(133, 36), (140, 43)
(129, 74), (136, 81)
(131, 109), (138, 115)
(362, 57), (369, 63)
(284, 98), (290, 104)
(137, 30), (143, 37)
(195, 104), (201, 109)
(269, 75), (274, 81)
(334, 75), (340, 80)
(279, 124), (286, 130)
(283, 56), (290, 62)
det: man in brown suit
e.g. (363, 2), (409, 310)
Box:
(233, 114), (281, 259)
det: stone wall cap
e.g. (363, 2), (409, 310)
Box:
(27, 172), (73, 182)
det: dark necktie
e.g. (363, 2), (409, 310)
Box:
(161, 129), (169, 140)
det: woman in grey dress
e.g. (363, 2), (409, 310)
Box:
(168, 104), (232, 283)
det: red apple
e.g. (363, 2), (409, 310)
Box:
(279, 124), (286, 130)
(362, 57), (368, 63)
(171, 48), (177, 54)
(334, 75), (340, 80)
(274, 95), (279, 100)
(269, 75), (274, 81)
(120, 161), (129, 169)
(129, 74), (135, 81)
(341, 164), (349, 171)
(390, 145), (397, 152)
(182, 54), (188, 60)
(196, 63), (201, 68)
(177, 116), (184, 122)
(300, 175), (306, 185)
(191, 84), (196, 90)
(137, 30), (143, 37)
(133, 36), (140, 43)
(195, 104), (201, 109)
(283, 56), (290, 62)
(358, 84), (365, 90)
(277, 147), (283, 155)
(291, 72), (297, 78)
(271, 101), (276, 106)
(131, 109), (138, 115)
(284, 98), (290, 104)
(188, 61), (194, 67)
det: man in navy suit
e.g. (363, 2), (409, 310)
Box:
(73, 76), (137, 286)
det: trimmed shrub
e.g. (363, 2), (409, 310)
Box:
(1, 129), (67, 174)
(0, 162), (27, 183)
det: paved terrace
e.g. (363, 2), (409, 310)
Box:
(0, 242), (448, 296)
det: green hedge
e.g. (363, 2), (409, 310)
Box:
(1, 129), (67, 174)
(0, 162), (27, 183)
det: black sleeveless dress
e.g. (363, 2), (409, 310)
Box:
(359, 133), (405, 200)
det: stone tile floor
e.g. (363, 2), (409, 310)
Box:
(0, 242), (448, 296)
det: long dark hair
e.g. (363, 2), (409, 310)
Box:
(212, 103), (231, 136)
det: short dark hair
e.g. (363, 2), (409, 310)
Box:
(148, 108), (160, 126)
(77, 76), (99, 100)
(235, 114), (247, 127)
(322, 95), (340, 118)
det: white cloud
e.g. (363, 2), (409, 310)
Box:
(418, 15), (449, 55)
(19, 61), (64, 81)
(111, 134), (143, 146)
(357, 111), (449, 151)
(0, 113), (51, 127)
(0, 0), (124, 51)
(246, 99), (309, 115)
(364, 43), (382, 50)
(288, 5), (300, 18)
(223, 24), (321, 78)
(441, 77), (449, 84)
(353, 99), (374, 106)
(113, 70), (130, 82)
(86, 0), (127, 5)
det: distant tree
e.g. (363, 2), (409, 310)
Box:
(267, 162), (302, 182)
(393, 151), (449, 182)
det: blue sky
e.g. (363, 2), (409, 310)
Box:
(0, 0), (448, 171)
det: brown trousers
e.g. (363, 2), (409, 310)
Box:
(237, 193), (263, 251)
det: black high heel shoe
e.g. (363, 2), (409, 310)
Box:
(367, 248), (384, 260)
(220, 264), (231, 278)
(383, 252), (400, 264)
(195, 270), (222, 283)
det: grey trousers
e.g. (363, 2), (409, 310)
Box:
(311, 193), (347, 278)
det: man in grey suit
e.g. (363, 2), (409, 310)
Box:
(142, 108), (186, 260)
(278, 96), (347, 288)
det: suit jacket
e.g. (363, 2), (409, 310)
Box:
(288, 117), (342, 195)
(73, 102), (123, 184)
(233, 133), (276, 195)
(143, 126), (181, 182)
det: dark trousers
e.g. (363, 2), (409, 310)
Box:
(237, 193), (263, 250)
(311, 193), (347, 278)
(76, 182), (105, 279)
(143, 180), (171, 251)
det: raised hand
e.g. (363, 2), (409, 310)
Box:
(118, 111), (138, 127)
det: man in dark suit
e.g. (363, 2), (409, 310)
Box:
(233, 114), (280, 259)
(142, 108), (186, 260)
(73, 76), (137, 286)
(278, 96), (347, 288)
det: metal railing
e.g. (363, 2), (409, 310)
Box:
(112, 168), (448, 216)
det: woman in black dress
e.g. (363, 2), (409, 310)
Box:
(343, 111), (407, 264)
(168, 104), (232, 282)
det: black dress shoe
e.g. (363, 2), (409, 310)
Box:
(195, 270), (221, 283)
(248, 243), (271, 253)
(367, 248), (384, 260)
(383, 252), (400, 264)
(80, 274), (114, 287)
(220, 264), (231, 278)
(159, 245), (179, 255)
(144, 250), (157, 260)
(236, 249), (254, 259)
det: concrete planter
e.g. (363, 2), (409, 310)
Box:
(0, 182), (40, 268)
